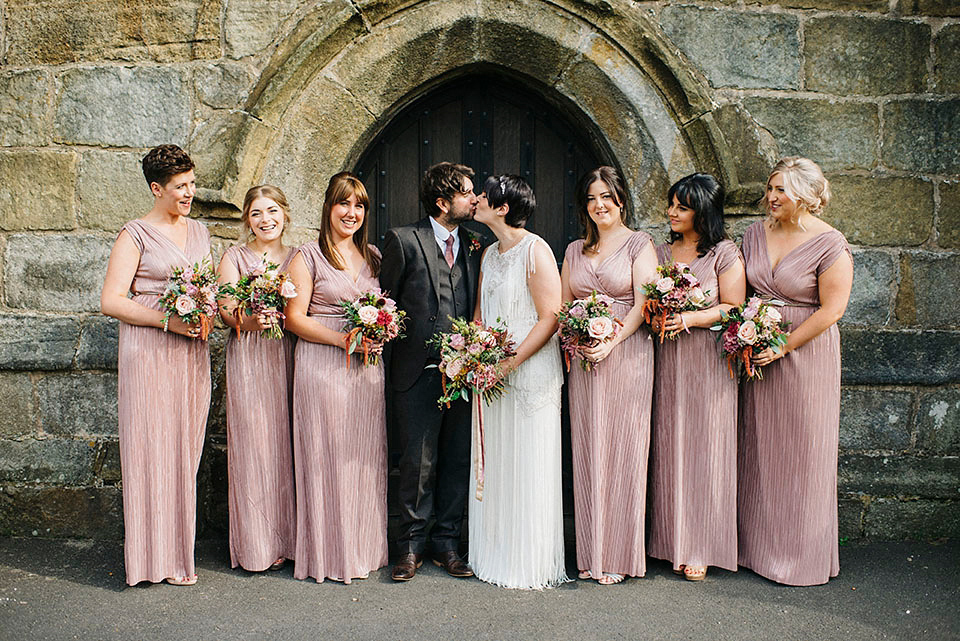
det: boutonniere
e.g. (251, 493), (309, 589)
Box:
(466, 232), (482, 255)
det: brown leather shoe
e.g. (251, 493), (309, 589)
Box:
(432, 550), (474, 578)
(391, 553), (422, 581)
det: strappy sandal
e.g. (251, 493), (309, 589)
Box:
(683, 565), (707, 581)
(578, 570), (592, 580)
(165, 574), (198, 586)
(673, 565), (685, 576)
(597, 573), (624, 585)
(269, 558), (285, 571)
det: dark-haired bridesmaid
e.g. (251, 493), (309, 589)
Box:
(647, 173), (745, 582)
(738, 157), (852, 586)
(217, 185), (297, 573)
(284, 172), (388, 583)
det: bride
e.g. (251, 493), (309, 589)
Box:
(468, 174), (567, 589)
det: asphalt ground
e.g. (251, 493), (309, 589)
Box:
(0, 537), (957, 641)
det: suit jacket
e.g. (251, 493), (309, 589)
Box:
(380, 217), (483, 392)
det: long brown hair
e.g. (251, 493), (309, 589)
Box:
(575, 166), (631, 254)
(319, 172), (380, 275)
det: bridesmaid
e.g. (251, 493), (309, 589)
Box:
(100, 144), (210, 586)
(284, 172), (388, 583)
(738, 157), (853, 586)
(647, 173), (746, 582)
(560, 166), (657, 585)
(217, 185), (297, 572)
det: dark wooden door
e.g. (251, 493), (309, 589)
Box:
(355, 74), (607, 262)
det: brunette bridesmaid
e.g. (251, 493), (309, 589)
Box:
(738, 157), (853, 586)
(647, 173), (746, 582)
(560, 167), (658, 584)
(100, 145), (210, 586)
(284, 172), (388, 583)
(217, 185), (297, 572)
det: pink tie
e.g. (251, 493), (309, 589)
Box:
(444, 235), (455, 268)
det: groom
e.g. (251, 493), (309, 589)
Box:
(380, 162), (482, 581)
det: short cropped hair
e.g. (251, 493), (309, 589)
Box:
(482, 174), (536, 228)
(420, 162), (475, 217)
(141, 144), (195, 188)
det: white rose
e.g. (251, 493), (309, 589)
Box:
(587, 316), (614, 340)
(737, 320), (758, 345)
(655, 277), (675, 293)
(687, 287), (706, 307)
(357, 305), (379, 325)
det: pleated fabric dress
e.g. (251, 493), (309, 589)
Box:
(565, 231), (654, 579)
(738, 221), (851, 586)
(648, 239), (741, 573)
(117, 218), (211, 586)
(292, 241), (388, 583)
(469, 234), (567, 590)
(224, 245), (297, 571)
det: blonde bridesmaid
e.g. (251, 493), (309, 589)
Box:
(647, 173), (746, 582)
(284, 172), (388, 583)
(217, 185), (297, 572)
(738, 157), (853, 586)
(100, 145), (210, 586)
(561, 167), (658, 584)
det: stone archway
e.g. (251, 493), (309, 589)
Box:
(203, 0), (773, 228)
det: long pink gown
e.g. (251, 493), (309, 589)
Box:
(738, 221), (851, 586)
(292, 242), (388, 583)
(565, 231), (654, 579)
(224, 245), (297, 571)
(117, 218), (211, 586)
(648, 239), (741, 573)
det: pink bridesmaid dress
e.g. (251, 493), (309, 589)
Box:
(116, 218), (211, 586)
(565, 231), (654, 579)
(648, 239), (741, 573)
(291, 242), (388, 583)
(737, 221), (851, 586)
(224, 245), (297, 571)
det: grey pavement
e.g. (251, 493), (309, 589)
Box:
(0, 537), (957, 641)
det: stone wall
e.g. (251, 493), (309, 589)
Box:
(0, 0), (957, 541)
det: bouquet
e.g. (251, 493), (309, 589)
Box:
(158, 259), (223, 340)
(428, 317), (517, 501)
(225, 255), (298, 339)
(641, 262), (711, 342)
(556, 291), (622, 372)
(711, 296), (791, 380)
(339, 289), (406, 366)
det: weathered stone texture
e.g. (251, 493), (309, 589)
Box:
(195, 62), (259, 110)
(837, 497), (864, 539)
(935, 25), (960, 93)
(743, 98), (878, 171)
(37, 373), (117, 438)
(881, 100), (960, 174)
(94, 440), (122, 483)
(0, 373), (36, 438)
(0, 438), (96, 485)
(804, 18), (929, 95)
(5, 0), (219, 65)
(843, 249), (895, 326)
(751, 0), (887, 9)
(909, 0), (960, 17)
(224, 0), (313, 59)
(902, 252), (960, 328)
(76, 316), (119, 370)
(712, 104), (779, 191)
(4, 235), (112, 313)
(839, 388), (913, 451)
(916, 387), (960, 454)
(865, 499), (960, 540)
(78, 151), (153, 231)
(188, 112), (250, 190)
(825, 176), (933, 247)
(0, 315), (79, 371)
(840, 329), (960, 385)
(0, 70), (51, 146)
(0, 486), (122, 538)
(0, 151), (77, 232)
(54, 67), (190, 147)
(659, 7), (800, 90)
(938, 182), (960, 249)
(839, 454), (960, 499)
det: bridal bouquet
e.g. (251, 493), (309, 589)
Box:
(556, 291), (622, 372)
(225, 256), (298, 339)
(711, 296), (790, 380)
(339, 289), (406, 366)
(427, 317), (517, 406)
(159, 259), (223, 340)
(641, 262), (710, 342)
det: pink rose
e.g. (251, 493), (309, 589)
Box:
(445, 357), (463, 379)
(181, 268), (194, 282)
(449, 334), (465, 350)
(185, 283), (199, 296)
(175, 295), (196, 316)
(587, 316), (614, 340)
(737, 320), (758, 345)
(281, 280), (297, 299)
(655, 277), (675, 293)
(467, 343), (483, 355)
(762, 306), (782, 327)
(357, 305), (379, 325)
(569, 304), (587, 319)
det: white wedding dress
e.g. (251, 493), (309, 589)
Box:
(468, 233), (568, 589)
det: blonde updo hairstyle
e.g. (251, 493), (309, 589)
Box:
(766, 156), (831, 225)
(241, 184), (291, 241)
